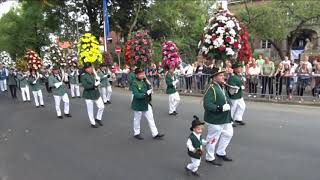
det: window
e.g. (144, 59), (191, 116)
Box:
(261, 40), (272, 49)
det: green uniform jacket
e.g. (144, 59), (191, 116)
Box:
(131, 79), (149, 111)
(81, 73), (100, 100)
(28, 75), (41, 91)
(203, 82), (232, 125)
(17, 74), (28, 87)
(127, 72), (136, 91)
(227, 74), (243, 99)
(187, 133), (203, 159)
(98, 71), (110, 87)
(48, 74), (66, 96)
(68, 70), (79, 85)
(7, 73), (17, 86)
(165, 73), (176, 94)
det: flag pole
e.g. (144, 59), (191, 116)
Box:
(103, 0), (108, 53)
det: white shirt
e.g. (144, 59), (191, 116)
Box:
(186, 132), (207, 152)
(248, 66), (261, 75)
(185, 65), (194, 77)
(281, 60), (291, 66)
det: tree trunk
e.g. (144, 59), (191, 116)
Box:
(127, 2), (141, 39)
(268, 39), (285, 60)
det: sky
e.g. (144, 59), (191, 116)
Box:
(0, 0), (18, 17)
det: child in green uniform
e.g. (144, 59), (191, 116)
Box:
(185, 115), (207, 177)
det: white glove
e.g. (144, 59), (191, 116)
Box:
(39, 74), (43, 78)
(222, 104), (231, 112)
(173, 79), (179, 86)
(228, 86), (239, 95)
(95, 80), (100, 86)
(241, 85), (245, 90)
(32, 81), (36, 85)
(147, 89), (152, 95)
(54, 82), (62, 88)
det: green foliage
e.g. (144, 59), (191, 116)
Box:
(146, 0), (208, 63)
(0, 1), (60, 58)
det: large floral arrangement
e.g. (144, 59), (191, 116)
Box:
(161, 41), (182, 69)
(77, 33), (102, 66)
(42, 53), (53, 68)
(126, 30), (153, 68)
(24, 49), (43, 70)
(124, 39), (134, 65)
(48, 44), (66, 67)
(237, 24), (251, 62)
(199, 9), (242, 60)
(66, 51), (78, 67)
(16, 58), (28, 71)
(0, 51), (14, 68)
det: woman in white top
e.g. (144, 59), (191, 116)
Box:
(247, 62), (260, 97)
(185, 63), (194, 93)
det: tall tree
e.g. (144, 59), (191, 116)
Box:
(236, 0), (320, 60)
(0, 1), (60, 58)
(145, 0), (208, 62)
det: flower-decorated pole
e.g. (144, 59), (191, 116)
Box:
(199, 8), (242, 63)
(0, 51), (14, 69)
(77, 33), (103, 80)
(24, 49), (43, 71)
(24, 49), (43, 81)
(127, 30), (153, 70)
(66, 51), (78, 67)
(161, 41), (182, 70)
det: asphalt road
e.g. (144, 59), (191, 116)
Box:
(0, 89), (319, 180)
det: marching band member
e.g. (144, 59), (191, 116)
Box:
(227, 62), (246, 126)
(98, 65), (112, 104)
(131, 68), (164, 140)
(165, 67), (180, 115)
(81, 63), (105, 128)
(48, 66), (71, 119)
(17, 70), (31, 102)
(68, 66), (81, 98)
(0, 64), (8, 92)
(28, 69), (45, 108)
(203, 67), (233, 166)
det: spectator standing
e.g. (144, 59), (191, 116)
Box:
(247, 62), (260, 98)
(297, 62), (311, 102)
(256, 55), (265, 89)
(195, 58), (207, 92)
(311, 63), (320, 98)
(281, 56), (291, 66)
(185, 63), (194, 93)
(7, 68), (18, 99)
(261, 57), (275, 98)
(274, 63), (284, 100)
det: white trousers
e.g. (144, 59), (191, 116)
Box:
(32, 90), (44, 106)
(85, 97), (105, 125)
(21, 86), (30, 101)
(169, 92), (180, 113)
(230, 98), (246, 121)
(101, 86), (112, 103)
(187, 158), (201, 172)
(0, 79), (7, 91)
(54, 93), (70, 116)
(206, 123), (233, 161)
(70, 84), (80, 97)
(133, 104), (159, 137)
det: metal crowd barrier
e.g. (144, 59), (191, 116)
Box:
(111, 72), (320, 103)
